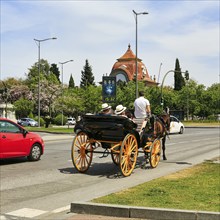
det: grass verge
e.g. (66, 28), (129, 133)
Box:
(92, 159), (220, 212)
(26, 126), (74, 134)
(184, 121), (219, 127)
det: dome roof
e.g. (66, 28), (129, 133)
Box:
(110, 44), (158, 86)
(117, 44), (141, 62)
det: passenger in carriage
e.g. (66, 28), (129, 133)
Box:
(99, 103), (112, 115)
(114, 104), (127, 117)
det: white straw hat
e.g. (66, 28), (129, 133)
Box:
(101, 103), (111, 111)
(115, 105), (127, 115)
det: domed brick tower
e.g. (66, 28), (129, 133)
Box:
(110, 44), (158, 86)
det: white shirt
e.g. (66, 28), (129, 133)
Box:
(134, 96), (150, 118)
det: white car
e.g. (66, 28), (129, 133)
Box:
(169, 115), (184, 134)
(66, 117), (76, 125)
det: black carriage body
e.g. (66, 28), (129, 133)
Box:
(74, 115), (139, 143)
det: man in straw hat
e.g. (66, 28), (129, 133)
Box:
(100, 103), (112, 115)
(114, 104), (127, 117)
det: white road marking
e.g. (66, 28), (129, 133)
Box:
(6, 208), (47, 218)
(167, 143), (177, 146)
(51, 205), (70, 213)
(3, 206), (71, 219)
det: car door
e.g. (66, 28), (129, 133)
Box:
(0, 120), (29, 158)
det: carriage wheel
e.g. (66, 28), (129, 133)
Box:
(71, 132), (93, 173)
(149, 139), (161, 168)
(120, 134), (138, 177)
(111, 147), (120, 165)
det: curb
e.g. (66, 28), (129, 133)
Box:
(70, 202), (220, 220)
(42, 136), (74, 142)
(185, 126), (219, 129)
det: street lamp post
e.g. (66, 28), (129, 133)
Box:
(34, 37), (57, 127)
(59, 60), (74, 126)
(157, 62), (162, 83)
(133, 10), (148, 99)
(160, 69), (189, 108)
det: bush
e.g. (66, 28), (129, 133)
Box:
(28, 112), (34, 119)
(207, 115), (217, 121)
(53, 114), (67, 125)
(34, 116), (45, 127)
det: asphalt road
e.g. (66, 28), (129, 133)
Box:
(0, 128), (219, 220)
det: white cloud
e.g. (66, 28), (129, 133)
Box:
(1, 0), (219, 88)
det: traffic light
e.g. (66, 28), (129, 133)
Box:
(185, 71), (189, 80)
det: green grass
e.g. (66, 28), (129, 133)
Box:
(26, 126), (74, 134)
(184, 121), (219, 127)
(92, 159), (220, 212)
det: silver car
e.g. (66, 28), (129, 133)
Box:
(17, 118), (38, 127)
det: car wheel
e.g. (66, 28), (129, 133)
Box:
(28, 144), (42, 161)
(179, 127), (184, 134)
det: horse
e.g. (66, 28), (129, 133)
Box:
(141, 107), (170, 161)
(153, 108), (170, 160)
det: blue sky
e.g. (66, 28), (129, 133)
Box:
(1, 0), (219, 88)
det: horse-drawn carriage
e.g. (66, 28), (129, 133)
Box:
(71, 114), (169, 177)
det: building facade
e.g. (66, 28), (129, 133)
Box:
(0, 103), (16, 121)
(110, 44), (158, 86)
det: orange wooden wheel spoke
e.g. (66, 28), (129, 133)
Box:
(120, 134), (138, 177)
(71, 132), (93, 173)
(130, 144), (137, 152)
(149, 139), (161, 168)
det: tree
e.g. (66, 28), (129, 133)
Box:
(174, 58), (185, 91)
(26, 60), (61, 117)
(81, 85), (102, 114)
(80, 59), (95, 88)
(32, 79), (61, 117)
(205, 83), (220, 116)
(9, 84), (32, 103)
(26, 59), (53, 88)
(69, 74), (75, 88)
(50, 63), (61, 83)
(14, 98), (34, 118)
(55, 87), (86, 118)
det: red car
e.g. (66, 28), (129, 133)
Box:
(0, 118), (44, 161)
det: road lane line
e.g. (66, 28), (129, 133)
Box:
(167, 143), (177, 146)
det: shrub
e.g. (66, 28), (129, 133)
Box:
(34, 116), (45, 127)
(53, 114), (67, 125)
(207, 115), (217, 121)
